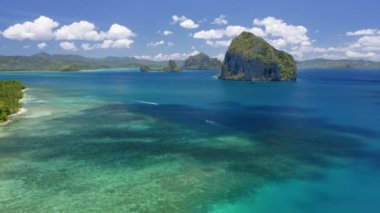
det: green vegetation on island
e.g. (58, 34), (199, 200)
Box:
(220, 31), (297, 81)
(0, 80), (27, 122)
(0, 52), (168, 71)
(163, 60), (182, 72)
(183, 53), (221, 70)
(140, 60), (182, 72)
(297, 59), (380, 70)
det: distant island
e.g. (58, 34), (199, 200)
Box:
(1, 52), (380, 72)
(0, 80), (27, 123)
(219, 32), (297, 81)
(0, 52), (168, 71)
(182, 53), (221, 70)
(140, 60), (182, 72)
(140, 53), (221, 72)
(297, 59), (380, 70)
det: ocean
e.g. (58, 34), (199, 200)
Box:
(0, 69), (379, 212)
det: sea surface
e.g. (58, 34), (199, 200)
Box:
(0, 69), (380, 212)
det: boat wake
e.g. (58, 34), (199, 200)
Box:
(205, 120), (222, 127)
(135, 101), (159, 105)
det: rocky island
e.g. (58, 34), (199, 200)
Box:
(140, 60), (182, 72)
(219, 32), (297, 81)
(183, 53), (221, 70)
(0, 80), (27, 123)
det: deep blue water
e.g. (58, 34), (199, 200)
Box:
(0, 69), (380, 212)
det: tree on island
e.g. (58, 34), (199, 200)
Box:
(163, 60), (182, 72)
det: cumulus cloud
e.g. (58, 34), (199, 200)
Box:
(135, 51), (200, 61)
(55, 21), (101, 41)
(193, 25), (265, 40)
(37, 42), (47, 49)
(147, 40), (165, 47)
(60, 42), (77, 51)
(212, 15), (228, 25)
(81, 43), (94, 51)
(346, 29), (379, 36)
(112, 39), (134, 48)
(55, 22), (135, 41)
(172, 15), (199, 29)
(194, 16), (311, 58)
(163, 30), (173, 36)
(345, 50), (377, 58)
(106, 24), (135, 40)
(349, 35), (380, 51)
(2, 16), (59, 41)
(54, 22), (135, 49)
(193, 29), (224, 39)
(80, 38), (134, 50)
(1, 16), (136, 50)
(206, 40), (231, 47)
(253, 17), (310, 47)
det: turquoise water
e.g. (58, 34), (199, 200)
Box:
(0, 69), (380, 212)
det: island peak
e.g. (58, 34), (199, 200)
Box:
(219, 32), (297, 81)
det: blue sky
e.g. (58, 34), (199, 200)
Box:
(1, 0), (380, 61)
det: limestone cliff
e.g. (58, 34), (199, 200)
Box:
(220, 32), (297, 81)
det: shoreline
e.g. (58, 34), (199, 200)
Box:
(0, 89), (28, 126)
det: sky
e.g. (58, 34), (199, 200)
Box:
(0, 0), (380, 61)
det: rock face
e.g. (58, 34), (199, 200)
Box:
(220, 32), (297, 81)
(183, 53), (221, 70)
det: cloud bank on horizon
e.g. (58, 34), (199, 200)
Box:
(1, 15), (380, 61)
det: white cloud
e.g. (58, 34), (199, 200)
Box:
(23, 45), (30, 49)
(193, 29), (225, 39)
(172, 15), (199, 29)
(55, 21), (102, 41)
(345, 50), (377, 58)
(2, 16), (59, 41)
(167, 42), (174, 46)
(215, 53), (225, 61)
(224, 25), (250, 37)
(147, 40), (165, 47)
(1, 16), (135, 50)
(55, 22), (135, 50)
(112, 39), (134, 48)
(60, 42), (77, 51)
(193, 25), (265, 40)
(37, 42), (47, 49)
(55, 22), (135, 43)
(163, 30), (173, 36)
(193, 17), (312, 58)
(206, 40), (231, 47)
(105, 24), (135, 40)
(212, 15), (228, 25)
(135, 51), (200, 61)
(81, 38), (134, 50)
(269, 38), (287, 48)
(349, 35), (380, 51)
(346, 29), (379, 36)
(194, 16), (312, 59)
(253, 17), (311, 47)
(81, 43), (94, 51)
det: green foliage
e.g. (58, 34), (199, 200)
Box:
(223, 32), (297, 81)
(0, 52), (169, 71)
(0, 80), (26, 122)
(183, 53), (222, 70)
(163, 60), (182, 72)
(139, 65), (152, 72)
